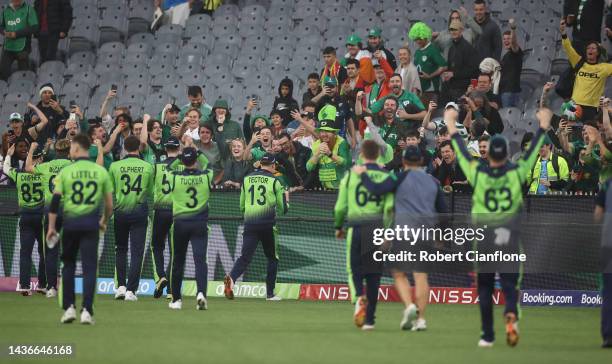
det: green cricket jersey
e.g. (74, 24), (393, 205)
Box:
(33, 158), (72, 208)
(6, 166), (43, 214)
(370, 90), (425, 114)
(451, 129), (545, 224)
(171, 168), (213, 220)
(153, 157), (182, 210)
(108, 156), (154, 215)
(334, 164), (394, 229)
(240, 170), (288, 226)
(54, 158), (113, 230)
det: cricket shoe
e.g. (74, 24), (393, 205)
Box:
(60, 305), (76, 324)
(353, 296), (367, 328)
(224, 275), (234, 299)
(80, 309), (94, 325)
(114, 285), (127, 300)
(505, 313), (519, 347)
(166, 293), (172, 300)
(17, 285), (31, 296)
(411, 318), (427, 331)
(196, 292), (208, 310)
(124, 291), (138, 301)
(362, 324), (375, 331)
(266, 295), (282, 301)
(478, 339), (494, 348)
(153, 277), (168, 299)
(46, 288), (57, 298)
(36, 287), (47, 295)
(400, 304), (418, 330)
(169, 299), (182, 310)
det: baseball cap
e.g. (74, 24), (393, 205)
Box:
(542, 134), (553, 145)
(260, 153), (277, 165)
(445, 102), (459, 111)
(403, 145), (422, 162)
(323, 76), (338, 87)
(488, 135), (509, 161)
(9, 112), (23, 122)
(180, 147), (198, 165)
(346, 34), (362, 46)
(164, 136), (181, 148)
(368, 26), (382, 37)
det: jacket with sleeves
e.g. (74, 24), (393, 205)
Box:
(474, 13), (502, 61)
(446, 37), (480, 90)
(34, 0), (72, 35)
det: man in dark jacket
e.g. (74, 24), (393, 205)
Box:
(25, 83), (69, 140)
(440, 19), (480, 106)
(365, 26), (397, 70)
(206, 99), (244, 162)
(272, 78), (300, 127)
(563, 0), (605, 57)
(34, 0), (72, 63)
(473, 0), (502, 61)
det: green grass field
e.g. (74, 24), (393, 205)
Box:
(0, 293), (608, 364)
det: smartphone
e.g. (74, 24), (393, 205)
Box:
(51, 95), (58, 102)
(470, 79), (478, 88)
(111, 84), (118, 92)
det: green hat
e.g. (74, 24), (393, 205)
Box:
(408, 22), (433, 41)
(317, 105), (339, 132)
(543, 134), (553, 145)
(368, 26), (382, 38)
(323, 76), (338, 86)
(346, 34), (362, 46)
(250, 114), (270, 127)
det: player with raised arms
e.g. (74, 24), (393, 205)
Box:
(447, 107), (552, 347)
(224, 153), (289, 301)
(46, 134), (113, 324)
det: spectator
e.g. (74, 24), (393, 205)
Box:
(0, 0), (38, 80)
(363, 58), (394, 113)
(140, 117), (165, 164)
(87, 123), (113, 169)
(422, 101), (469, 142)
(369, 74), (426, 127)
(471, 72), (501, 109)
(245, 125), (274, 161)
(179, 107), (201, 142)
(7, 136), (29, 171)
(271, 78), (299, 127)
(341, 58), (366, 109)
(560, 19), (612, 122)
(207, 99), (243, 161)
(395, 45), (421, 96)
(290, 107), (318, 150)
(220, 138), (252, 189)
(370, 96), (403, 150)
(499, 19), (523, 108)
(1, 111), (37, 156)
(440, 19), (480, 106)
(527, 135), (570, 194)
(269, 134), (303, 189)
(408, 22), (447, 104)
(466, 119), (487, 157)
(365, 26), (397, 70)
(286, 101), (316, 135)
(179, 85), (212, 123)
(313, 76), (356, 149)
(432, 8), (482, 60)
(320, 46), (347, 87)
(34, 0), (72, 63)
(25, 83), (69, 140)
(511, 132), (534, 163)
(463, 91), (504, 135)
(152, 0), (211, 29)
(567, 141), (600, 194)
(99, 88), (130, 132)
(159, 103), (181, 141)
(243, 97), (270, 142)
(106, 113), (133, 161)
(302, 73), (322, 106)
(276, 132), (313, 190)
(472, 0), (502, 61)
(433, 140), (470, 192)
(306, 104), (350, 189)
(341, 34), (374, 84)
(60, 117), (79, 140)
(192, 124), (222, 182)
(269, 110), (285, 137)
(563, 0), (605, 56)
(478, 134), (490, 161)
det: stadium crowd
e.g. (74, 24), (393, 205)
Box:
(0, 0), (610, 195)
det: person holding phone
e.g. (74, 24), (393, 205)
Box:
(25, 83), (69, 140)
(271, 78), (299, 127)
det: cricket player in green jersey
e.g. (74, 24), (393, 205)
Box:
(108, 135), (154, 301)
(447, 108), (552, 348)
(334, 140), (394, 330)
(225, 153), (289, 301)
(47, 134), (113, 324)
(3, 142), (44, 296)
(168, 147), (213, 310)
(24, 139), (71, 298)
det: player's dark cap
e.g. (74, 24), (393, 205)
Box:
(180, 147), (198, 165)
(543, 134), (553, 145)
(260, 153), (276, 165)
(164, 136), (180, 149)
(32, 147), (44, 159)
(488, 135), (509, 161)
(403, 145), (422, 162)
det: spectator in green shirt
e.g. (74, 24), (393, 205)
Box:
(0, 0), (39, 80)
(206, 99), (244, 162)
(179, 86), (212, 123)
(408, 22), (448, 102)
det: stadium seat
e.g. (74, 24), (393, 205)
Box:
(99, 9), (128, 44)
(188, 33), (215, 49)
(186, 13), (213, 30)
(71, 70), (99, 88)
(61, 79), (91, 96)
(151, 71), (180, 88)
(128, 5), (154, 36)
(162, 82), (189, 102)
(128, 32), (155, 47)
(68, 21), (99, 55)
(155, 42), (180, 56)
(8, 79), (35, 95)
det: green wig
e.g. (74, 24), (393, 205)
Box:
(408, 22), (432, 41)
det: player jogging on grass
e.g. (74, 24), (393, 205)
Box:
(108, 136), (154, 301)
(225, 153), (289, 301)
(354, 144), (448, 331)
(335, 140), (394, 330)
(168, 147), (212, 310)
(24, 139), (72, 298)
(447, 107), (551, 347)
(47, 134), (113, 324)
(3, 143), (45, 296)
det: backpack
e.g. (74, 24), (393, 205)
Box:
(555, 58), (586, 100)
(530, 153), (561, 181)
